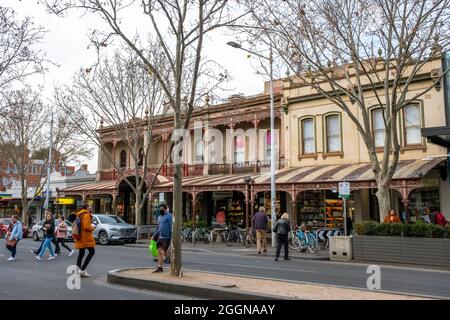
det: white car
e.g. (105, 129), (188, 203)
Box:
(31, 219), (73, 241)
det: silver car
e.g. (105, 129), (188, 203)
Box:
(31, 219), (73, 241)
(92, 214), (137, 245)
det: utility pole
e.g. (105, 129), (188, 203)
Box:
(43, 111), (54, 213)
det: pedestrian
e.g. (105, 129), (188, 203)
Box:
(5, 215), (23, 261)
(273, 212), (290, 261)
(434, 211), (448, 227)
(55, 216), (75, 256)
(152, 206), (172, 273)
(252, 207), (268, 254)
(31, 210), (57, 256)
(161, 204), (172, 264)
(74, 203), (96, 278)
(35, 212), (56, 260)
(384, 209), (401, 223)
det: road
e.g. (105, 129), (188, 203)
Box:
(1, 238), (449, 299)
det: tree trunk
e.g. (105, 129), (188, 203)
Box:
(21, 178), (28, 223)
(171, 114), (182, 277)
(135, 189), (142, 227)
(376, 185), (391, 223)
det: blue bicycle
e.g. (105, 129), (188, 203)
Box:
(288, 226), (319, 255)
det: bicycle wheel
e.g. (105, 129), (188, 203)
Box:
(203, 232), (210, 244)
(307, 232), (319, 254)
(288, 231), (301, 250)
(225, 231), (238, 246)
(243, 232), (252, 248)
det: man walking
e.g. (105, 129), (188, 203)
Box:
(152, 205), (172, 273)
(252, 207), (268, 254)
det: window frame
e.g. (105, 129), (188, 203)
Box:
(370, 107), (387, 149)
(402, 102), (424, 147)
(194, 139), (204, 163)
(298, 116), (317, 159)
(234, 135), (246, 163)
(322, 112), (343, 156)
(119, 150), (127, 168)
(137, 148), (144, 167)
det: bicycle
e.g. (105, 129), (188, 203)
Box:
(243, 228), (256, 248)
(225, 225), (243, 247)
(193, 227), (210, 244)
(289, 226), (319, 254)
(181, 227), (194, 243)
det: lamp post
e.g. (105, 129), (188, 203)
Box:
(227, 41), (277, 247)
(43, 111), (54, 213)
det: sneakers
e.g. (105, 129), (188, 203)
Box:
(7, 257), (15, 261)
(152, 267), (163, 273)
(68, 250), (75, 257)
(48, 256), (56, 260)
(31, 249), (38, 255)
(35, 256), (41, 260)
(275, 257), (278, 261)
(80, 270), (91, 278)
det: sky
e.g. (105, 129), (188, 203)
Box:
(3, 0), (266, 173)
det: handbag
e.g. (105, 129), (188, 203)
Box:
(6, 239), (17, 248)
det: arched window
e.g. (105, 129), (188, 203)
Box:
(325, 114), (341, 152)
(120, 150), (127, 168)
(234, 135), (245, 163)
(138, 148), (144, 166)
(195, 140), (204, 163)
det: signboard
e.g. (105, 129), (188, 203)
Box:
(0, 193), (12, 200)
(55, 198), (75, 205)
(159, 192), (165, 203)
(338, 182), (350, 198)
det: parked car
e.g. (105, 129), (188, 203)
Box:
(31, 219), (73, 241)
(0, 218), (29, 238)
(92, 214), (137, 245)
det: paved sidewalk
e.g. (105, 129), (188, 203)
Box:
(127, 241), (330, 260)
(107, 268), (432, 300)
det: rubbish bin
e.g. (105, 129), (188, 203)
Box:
(329, 236), (353, 262)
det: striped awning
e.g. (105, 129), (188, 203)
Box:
(155, 158), (444, 188)
(61, 180), (117, 192)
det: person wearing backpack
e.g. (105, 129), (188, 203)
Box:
(74, 203), (96, 278)
(55, 216), (75, 256)
(5, 215), (23, 261)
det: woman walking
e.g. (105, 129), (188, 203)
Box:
(55, 216), (75, 256)
(35, 212), (56, 260)
(273, 212), (291, 261)
(5, 215), (23, 261)
(74, 204), (96, 277)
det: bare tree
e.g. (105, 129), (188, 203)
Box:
(46, 0), (244, 276)
(239, 0), (450, 221)
(54, 47), (168, 227)
(0, 6), (48, 94)
(0, 88), (92, 223)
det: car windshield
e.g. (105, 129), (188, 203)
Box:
(97, 215), (125, 224)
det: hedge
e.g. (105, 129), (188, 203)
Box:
(354, 220), (450, 238)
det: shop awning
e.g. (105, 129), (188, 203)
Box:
(60, 180), (116, 193)
(154, 158), (445, 188)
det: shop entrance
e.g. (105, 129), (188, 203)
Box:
(117, 177), (148, 225)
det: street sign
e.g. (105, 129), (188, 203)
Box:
(338, 182), (350, 198)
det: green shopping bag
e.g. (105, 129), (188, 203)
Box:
(149, 239), (158, 258)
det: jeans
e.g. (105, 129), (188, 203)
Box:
(36, 236), (56, 255)
(77, 247), (95, 271)
(55, 238), (71, 253)
(256, 230), (267, 253)
(6, 241), (18, 258)
(275, 234), (289, 259)
(39, 236), (55, 257)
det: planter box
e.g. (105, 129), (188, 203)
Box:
(353, 235), (450, 268)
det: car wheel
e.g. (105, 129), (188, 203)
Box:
(33, 231), (39, 241)
(98, 231), (109, 245)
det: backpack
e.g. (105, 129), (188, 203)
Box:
(72, 215), (83, 241)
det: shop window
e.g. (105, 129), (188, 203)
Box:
(301, 118), (315, 154)
(195, 140), (204, 163)
(325, 114), (341, 152)
(138, 148), (144, 166)
(403, 104), (422, 145)
(120, 150), (127, 168)
(371, 108), (386, 148)
(234, 135), (245, 163)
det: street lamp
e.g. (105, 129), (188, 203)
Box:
(228, 41), (277, 247)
